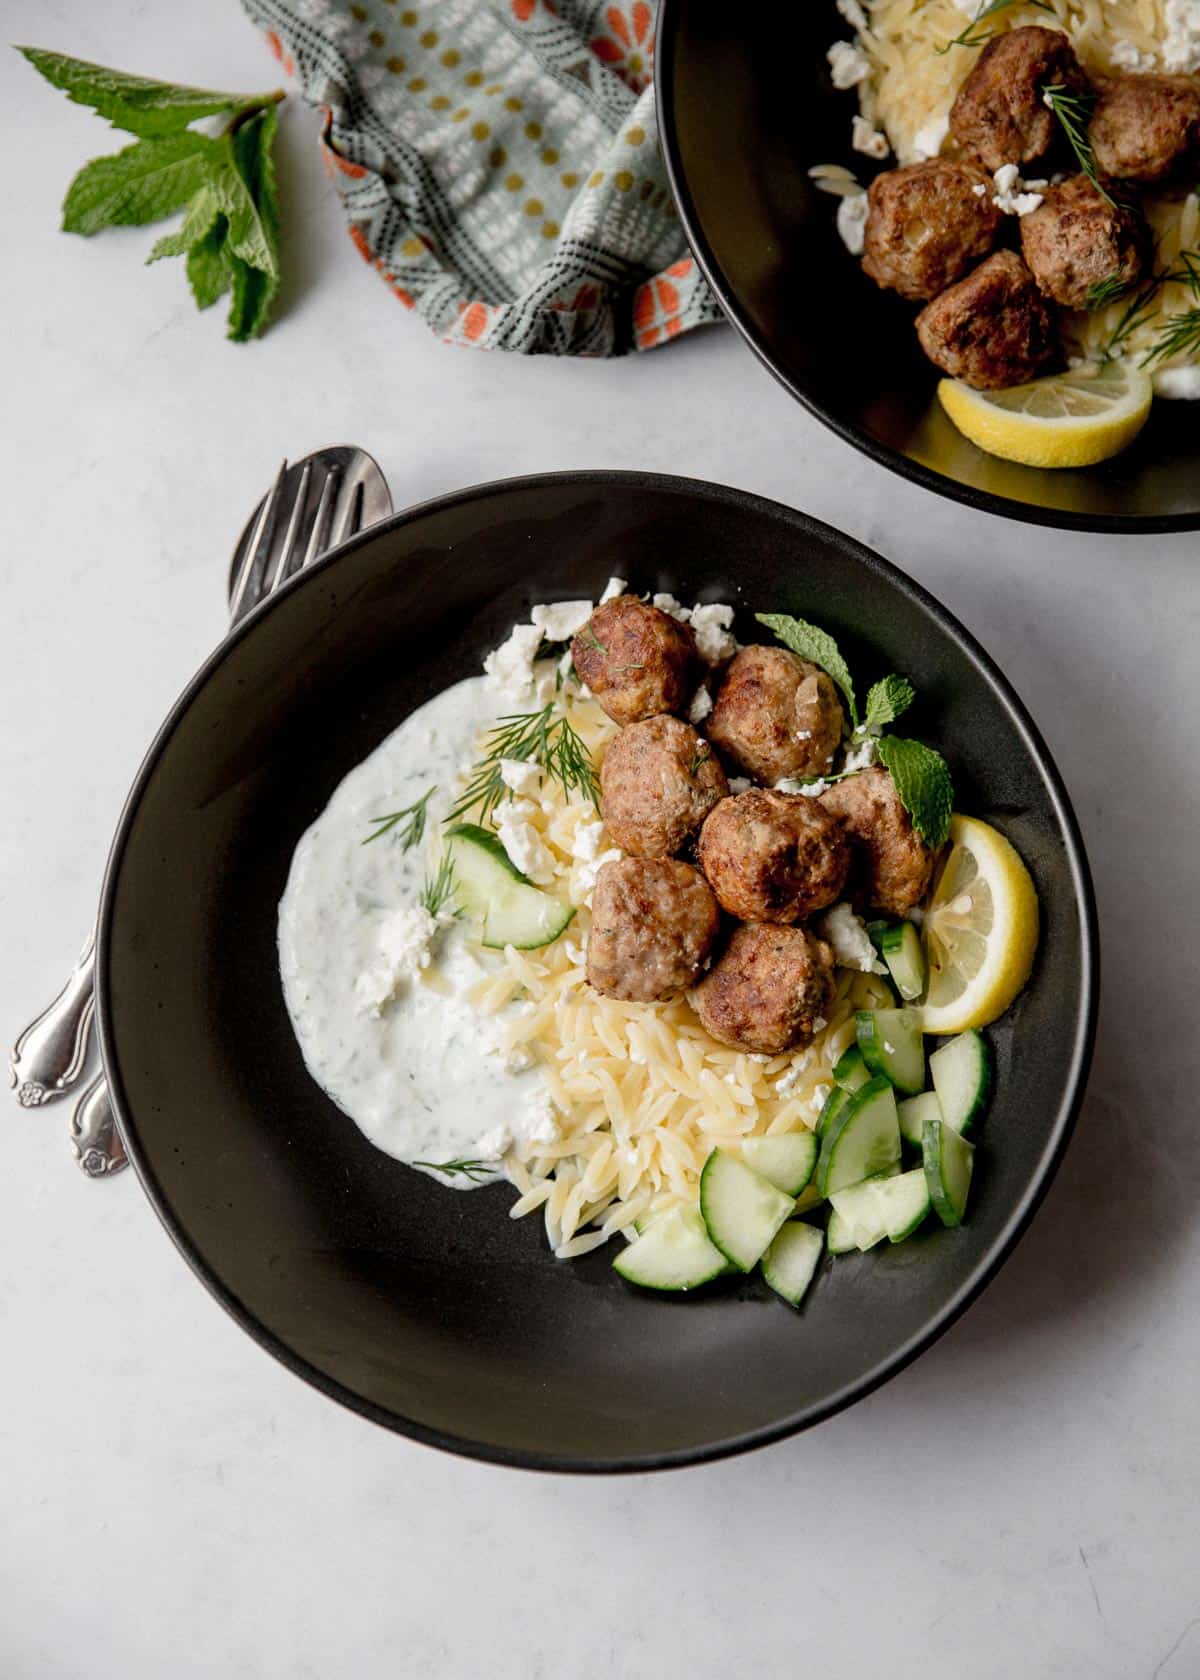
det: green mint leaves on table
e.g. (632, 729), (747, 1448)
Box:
(19, 47), (284, 342)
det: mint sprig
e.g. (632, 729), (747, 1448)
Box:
(19, 47), (284, 342)
(877, 737), (954, 850)
(863, 674), (914, 732)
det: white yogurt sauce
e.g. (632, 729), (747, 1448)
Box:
(277, 675), (550, 1188)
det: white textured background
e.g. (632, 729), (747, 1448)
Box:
(3, 4), (1199, 1676)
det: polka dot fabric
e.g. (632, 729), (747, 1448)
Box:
(246, 0), (723, 354)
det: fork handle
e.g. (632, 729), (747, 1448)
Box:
(71, 1073), (127, 1177)
(9, 932), (96, 1108)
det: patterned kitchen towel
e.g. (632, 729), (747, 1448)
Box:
(240, 0), (723, 353)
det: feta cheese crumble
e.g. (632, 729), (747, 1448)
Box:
(852, 115), (890, 159)
(688, 686), (714, 725)
(599, 576), (626, 603)
(530, 599), (592, 642)
(992, 164), (1046, 218)
(828, 41), (872, 89)
(569, 814), (606, 863)
(499, 758), (543, 796)
(494, 798), (556, 885)
(1154, 365), (1200, 400)
(837, 192), (870, 254)
(912, 112), (949, 161)
(483, 622), (542, 699)
(816, 901), (887, 974)
(1164, 0), (1200, 72)
(729, 776), (753, 795)
(354, 904), (442, 1016)
(843, 735), (879, 774)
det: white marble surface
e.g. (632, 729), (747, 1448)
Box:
(4, 5), (1200, 1676)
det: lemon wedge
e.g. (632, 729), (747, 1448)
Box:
(920, 815), (1039, 1035)
(938, 360), (1152, 468)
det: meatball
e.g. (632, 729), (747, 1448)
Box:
(915, 250), (1057, 390)
(587, 858), (720, 1003)
(1090, 73), (1200, 185)
(698, 789), (849, 924)
(691, 924), (836, 1056)
(1019, 174), (1148, 309)
(818, 765), (936, 916)
(862, 159), (1003, 302)
(706, 645), (844, 785)
(949, 26), (1089, 172)
(571, 597), (696, 726)
(600, 715), (728, 857)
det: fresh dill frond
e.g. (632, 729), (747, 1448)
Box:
(1042, 84), (1114, 207)
(446, 705), (599, 825)
(1140, 307), (1200, 368)
(935, 0), (1051, 53)
(418, 854), (459, 918)
(1084, 273), (1134, 313)
(361, 785), (436, 847)
(412, 1157), (493, 1182)
(1101, 277), (1164, 358)
(579, 623), (606, 653)
(688, 746), (712, 776)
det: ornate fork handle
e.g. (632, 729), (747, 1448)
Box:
(9, 931), (96, 1108)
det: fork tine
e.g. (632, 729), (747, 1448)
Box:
(301, 466), (340, 571)
(229, 459), (287, 622)
(332, 476), (365, 547)
(268, 458), (312, 594)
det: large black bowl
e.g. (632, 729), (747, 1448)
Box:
(657, 0), (1200, 531)
(96, 471), (1097, 1471)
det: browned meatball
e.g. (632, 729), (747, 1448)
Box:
(571, 597), (696, 726)
(818, 766), (936, 916)
(691, 924), (836, 1056)
(706, 645), (843, 785)
(949, 26), (1089, 172)
(862, 159), (1003, 302)
(1090, 73), (1200, 185)
(1019, 174), (1148, 309)
(586, 858), (720, 1003)
(698, 789), (849, 924)
(600, 715), (728, 857)
(916, 251), (1057, 390)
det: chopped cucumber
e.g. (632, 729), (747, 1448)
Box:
(817, 1083), (853, 1139)
(761, 1222), (824, 1307)
(856, 1008), (926, 1096)
(816, 1075), (902, 1197)
(828, 1177), (890, 1250)
(742, 1132), (818, 1197)
(923, 1119), (975, 1228)
(831, 1168), (931, 1248)
(826, 1208), (860, 1255)
(878, 921), (926, 1002)
(897, 1090), (942, 1149)
(613, 1206), (729, 1291)
(929, 1029), (993, 1134)
(832, 1044), (871, 1092)
(445, 823), (574, 950)
(699, 1149), (795, 1273)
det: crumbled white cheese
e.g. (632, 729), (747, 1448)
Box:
(569, 814), (606, 863)
(499, 757), (543, 796)
(774, 1065), (805, 1098)
(808, 1081), (833, 1117)
(912, 112), (949, 161)
(576, 846), (622, 904)
(475, 1124), (512, 1159)
(494, 798), (556, 885)
(729, 776), (753, 795)
(354, 904), (441, 1016)
(836, 0), (868, 30)
(852, 115), (890, 160)
(1164, 0), (1200, 71)
(1154, 365), (1200, 399)
(505, 1046), (535, 1074)
(828, 41), (872, 89)
(531, 599), (592, 642)
(599, 576), (626, 603)
(971, 181), (987, 198)
(992, 164), (1046, 217)
(836, 191), (870, 255)
(843, 735), (879, 773)
(688, 686), (714, 724)
(512, 1089), (561, 1146)
(483, 622), (542, 699)
(816, 901), (887, 974)
(778, 775), (828, 797)
(1111, 37), (1157, 71)
(652, 592), (688, 620)
(689, 603), (739, 665)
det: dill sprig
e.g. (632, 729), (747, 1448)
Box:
(361, 785), (436, 847)
(446, 705), (599, 826)
(418, 854), (459, 918)
(578, 623), (606, 653)
(935, 0), (1051, 53)
(1097, 248), (1200, 360)
(413, 1157), (493, 1182)
(1042, 84), (1114, 207)
(1141, 307), (1200, 368)
(1084, 273), (1134, 313)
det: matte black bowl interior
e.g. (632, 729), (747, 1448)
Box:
(657, 0), (1200, 532)
(97, 471), (1097, 1472)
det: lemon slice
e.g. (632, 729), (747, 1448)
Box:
(920, 815), (1039, 1035)
(938, 360), (1152, 468)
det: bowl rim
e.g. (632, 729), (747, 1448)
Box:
(655, 0), (1200, 537)
(95, 467), (1100, 1474)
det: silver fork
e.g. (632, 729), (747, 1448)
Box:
(11, 445), (393, 1176)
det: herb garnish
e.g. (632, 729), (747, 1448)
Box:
(413, 1157), (493, 1182)
(1042, 84), (1115, 207)
(362, 786), (436, 848)
(1084, 274), (1135, 313)
(419, 855), (460, 918)
(935, 0), (1051, 54)
(18, 46), (285, 340)
(580, 624), (607, 653)
(688, 746), (712, 776)
(447, 706), (599, 825)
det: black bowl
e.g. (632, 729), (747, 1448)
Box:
(96, 471), (1097, 1471)
(657, 0), (1200, 532)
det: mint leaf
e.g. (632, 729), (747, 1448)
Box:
(146, 183), (221, 263)
(877, 736), (953, 850)
(222, 105), (280, 341)
(62, 132), (219, 234)
(18, 47), (257, 137)
(186, 215), (232, 309)
(756, 613), (858, 724)
(863, 674), (915, 732)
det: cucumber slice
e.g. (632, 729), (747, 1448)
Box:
(828, 1177), (890, 1250)
(445, 823), (574, 950)
(816, 1075), (902, 1197)
(826, 1208), (860, 1255)
(897, 1090), (942, 1149)
(699, 1149), (795, 1273)
(742, 1132), (818, 1197)
(817, 1083), (853, 1139)
(831, 1168), (931, 1247)
(929, 1029), (993, 1134)
(761, 1222), (824, 1307)
(856, 1008), (926, 1096)
(878, 921), (926, 1002)
(923, 1119), (975, 1228)
(613, 1206), (729, 1291)
(832, 1044), (870, 1092)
